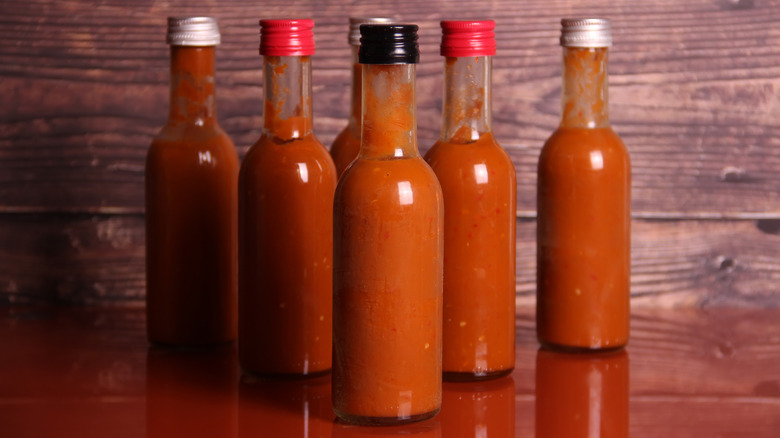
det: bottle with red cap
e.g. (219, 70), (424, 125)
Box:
(238, 19), (337, 377)
(424, 20), (517, 381)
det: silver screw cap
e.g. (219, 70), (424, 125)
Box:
(167, 16), (221, 46)
(349, 17), (394, 46)
(560, 18), (611, 48)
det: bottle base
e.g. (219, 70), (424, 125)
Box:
(334, 407), (440, 426)
(443, 367), (513, 382)
(538, 338), (627, 353)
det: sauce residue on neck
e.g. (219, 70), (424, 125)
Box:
(561, 47), (609, 128)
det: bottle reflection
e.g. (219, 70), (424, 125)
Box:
(332, 418), (441, 438)
(440, 376), (515, 437)
(239, 373), (332, 437)
(146, 345), (239, 438)
(535, 348), (628, 438)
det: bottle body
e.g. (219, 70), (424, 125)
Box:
(330, 46), (362, 176)
(333, 61), (444, 425)
(536, 45), (631, 350)
(239, 53), (336, 376)
(145, 45), (239, 346)
(425, 53), (516, 380)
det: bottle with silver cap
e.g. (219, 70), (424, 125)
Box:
(536, 18), (631, 351)
(329, 17), (394, 177)
(145, 16), (239, 346)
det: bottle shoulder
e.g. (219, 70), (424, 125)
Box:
(425, 134), (516, 175)
(338, 156), (441, 191)
(543, 127), (626, 151)
(336, 157), (443, 211)
(151, 123), (234, 148)
(147, 124), (238, 169)
(241, 133), (336, 180)
(539, 127), (630, 174)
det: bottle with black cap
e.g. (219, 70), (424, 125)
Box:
(332, 24), (444, 425)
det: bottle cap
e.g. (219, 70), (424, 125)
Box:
(359, 24), (419, 65)
(560, 18), (612, 48)
(167, 16), (221, 46)
(349, 17), (394, 46)
(440, 20), (496, 57)
(259, 19), (315, 56)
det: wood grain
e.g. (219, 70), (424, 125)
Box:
(0, 214), (145, 304)
(2, 215), (778, 306)
(2, 0), (779, 215)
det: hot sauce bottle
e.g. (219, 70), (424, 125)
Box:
(535, 348), (629, 438)
(536, 19), (631, 350)
(332, 24), (444, 425)
(330, 17), (393, 177)
(239, 19), (337, 377)
(424, 20), (517, 381)
(145, 17), (239, 346)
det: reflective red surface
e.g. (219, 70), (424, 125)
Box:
(1, 306), (778, 437)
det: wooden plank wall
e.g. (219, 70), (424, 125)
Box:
(1, 0), (778, 306)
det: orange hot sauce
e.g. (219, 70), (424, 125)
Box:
(330, 17), (393, 177)
(425, 20), (517, 380)
(333, 24), (444, 425)
(537, 19), (631, 350)
(536, 348), (629, 438)
(239, 20), (336, 377)
(146, 17), (239, 346)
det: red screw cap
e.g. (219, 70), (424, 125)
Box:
(260, 19), (315, 56)
(440, 20), (496, 57)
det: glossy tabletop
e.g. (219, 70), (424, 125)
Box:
(1, 306), (778, 437)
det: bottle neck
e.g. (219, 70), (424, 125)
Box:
(168, 46), (218, 125)
(347, 46), (361, 138)
(560, 47), (610, 129)
(440, 56), (492, 143)
(262, 55), (313, 141)
(360, 63), (418, 159)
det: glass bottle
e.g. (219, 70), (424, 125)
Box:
(330, 17), (393, 177)
(424, 20), (517, 380)
(332, 24), (444, 425)
(536, 18), (631, 350)
(239, 19), (337, 377)
(145, 16), (239, 346)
